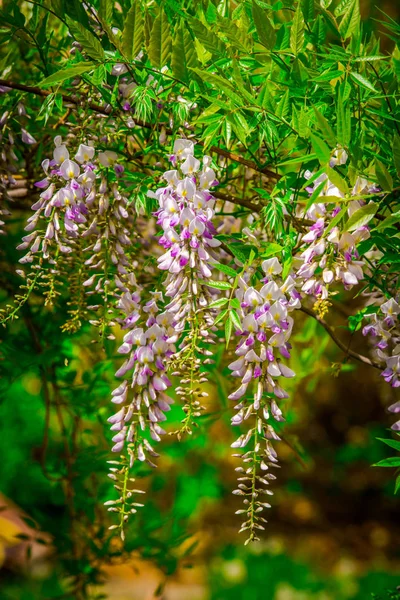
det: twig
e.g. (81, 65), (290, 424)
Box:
(214, 190), (262, 212)
(300, 305), (383, 371)
(0, 78), (111, 114)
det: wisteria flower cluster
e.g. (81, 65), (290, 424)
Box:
(5, 134), (400, 545)
(16, 135), (138, 332)
(150, 139), (220, 432)
(105, 140), (224, 533)
(228, 259), (300, 542)
(363, 296), (400, 427)
(296, 161), (377, 312)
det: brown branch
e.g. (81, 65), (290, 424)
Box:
(300, 305), (383, 371)
(214, 190), (263, 212)
(0, 78), (281, 180)
(204, 143), (281, 180)
(0, 78), (111, 114)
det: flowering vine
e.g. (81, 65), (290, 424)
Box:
(150, 139), (221, 434)
(3, 130), (400, 545)
(228, 259), (300, 542)
(363, 295), (400, 428)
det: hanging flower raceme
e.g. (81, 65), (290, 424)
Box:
(18, 136), (95, 264)
(82, 174), (138, 337)
(109, 291), (175, 452)
(106, 139), (222, 534)
(362, 296), (400, 428)
(149, 139), (221, 433)
(296, 168), (377, 310)
(0, 110), (19, 235)
(16, 135), (137, 331)
(152, 139), (220, 297)
(106, 291), (176, 538)
(228, 258), (301, 543)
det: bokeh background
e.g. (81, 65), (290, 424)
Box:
(1, 1), (400, 599)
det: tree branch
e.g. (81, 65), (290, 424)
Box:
(214, 190), (263, 212)
(0, 78), (112, 114)
(300, 305), (383, 371)
(0, 79), (281, 181)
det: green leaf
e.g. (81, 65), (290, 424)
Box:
(213, 263), (238, 278)
(324, 205), (347, 237)
(191, 69), (244, 107)
(225, 316), (233, 347)
(214, 308), (228, 325)
(99, 0), (113, 23)
(301, 0), (314, 22)
(194, 37), (212, 64)
(301, 167), (325, 190)
(232, 60), (255, 104)
(393, 135), (400, 177)
(12, 2), (26, 26)
(257, 81), (271, 110)
(276, 89), (290, 120)
(90, 64), (106, 86)
(292, 57), (309, 85)
(353, 55), (385, 62)
(313, 69), (344, 83)
(230, 310), (242, 331)
(344, 202), (378, 232)
(282, 254), (293, 280)
(226, 242), (257, 264)
(305, 179), (327, 212)
(375, 159), (393, 192)
(39, 63), (95, 87)
(395, 474), (400, 494)
(206, 1), (218, 22)
(350, 71), (377, 93)
(310, 132), (331, 164)
(373, 457), (400, 468)
(252, 0), (276, 50)
(189, 18), (224, 56)
(66, 17), (105, 61)
(65, 0), (90, 27)
(37, 93), (55, 125)
(338, 0), (360, 40)
(313, 107), (336, 147)
(290, 5), (305, 56)
(54, 93), (63, 111)
(278, 154), (317, 167)
(260, 242), (284, 258)
(200, 279), (232, 290)
(229, 112), (250, 146)
(165, 0), (186, 18)
(148, 9), (171, 69)
(208, 297), (229, 309)
(374, 211), (400, 231)
(336, 96), (351, 147)
(171, 23), (198, 82)
(201, 121), (222, 149)
(325, 166), (349, 194)
(122, 0), (145, 61)
(335, 0), (354, 15)
(231, 297), (240, 310)
(377, 438), (400, 452)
